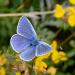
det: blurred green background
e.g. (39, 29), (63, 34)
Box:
(0, 0), (75, 75)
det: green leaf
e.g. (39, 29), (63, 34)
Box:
(70, 40), (75, 48)
(43, 59), (52, 67)
(67, 49), (75, 57)
(7, 71), (15, 75)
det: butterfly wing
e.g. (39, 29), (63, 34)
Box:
(17, 16), (37, 40)
(36, 41), (52, 56)
(20, 46), (36, 61)
(10, 34), (32, 53)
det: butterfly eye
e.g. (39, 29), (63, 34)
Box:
(30, 43), (33, 46)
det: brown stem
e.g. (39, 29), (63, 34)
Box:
(52, 28), (62, 40)
(61, 32), (75, 46)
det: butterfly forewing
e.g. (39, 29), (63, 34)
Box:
(10, 34), (32, 53)
(17, 16), (37, 40)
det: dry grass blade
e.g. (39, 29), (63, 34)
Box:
(24, 68), (29, 75)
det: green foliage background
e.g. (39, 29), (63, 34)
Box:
(0, 0), (75, 75)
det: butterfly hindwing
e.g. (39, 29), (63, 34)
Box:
(20, 46), (36, 61)
(36, 41), (52, 56)
(17, 16), (37, 40)
(10, 34), (32, 53)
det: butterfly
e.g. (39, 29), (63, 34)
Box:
(10, 16), (52, 61)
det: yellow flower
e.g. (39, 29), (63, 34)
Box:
(54, 4), (65, 18)
(51, 40), (68, 64)
(0, 54), (7, 65)
(34, 45), (51, 72)
(59, 51), (68, 61)
(51, 41), (57, 50)
(67, 7), (75, 15)
(47, 66), (57, 75)
(51, 50), (60, 64)
(52, 50), (68, 64)
(69, 0), (75, 4)
(68, 14), (75, 27)
(0, 67), (6, 75)
(66, 7), (75, 27)
(35, 59), (47, 72)
(16, 71), (21, 75)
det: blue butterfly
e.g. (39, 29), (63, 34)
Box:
(10, 16), (52, 61)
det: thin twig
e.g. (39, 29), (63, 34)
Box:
(61, 32), (75, 46)
(0, 11), (55, 17)
(52, 28), (62, 41)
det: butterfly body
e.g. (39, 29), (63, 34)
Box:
(10, 16), (52, 61)
(30, 39), (39, 46)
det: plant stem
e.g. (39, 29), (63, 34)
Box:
(0, 11), (55, 17)
(61, 32), (75, 46)
(52, 28), (62, 41)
